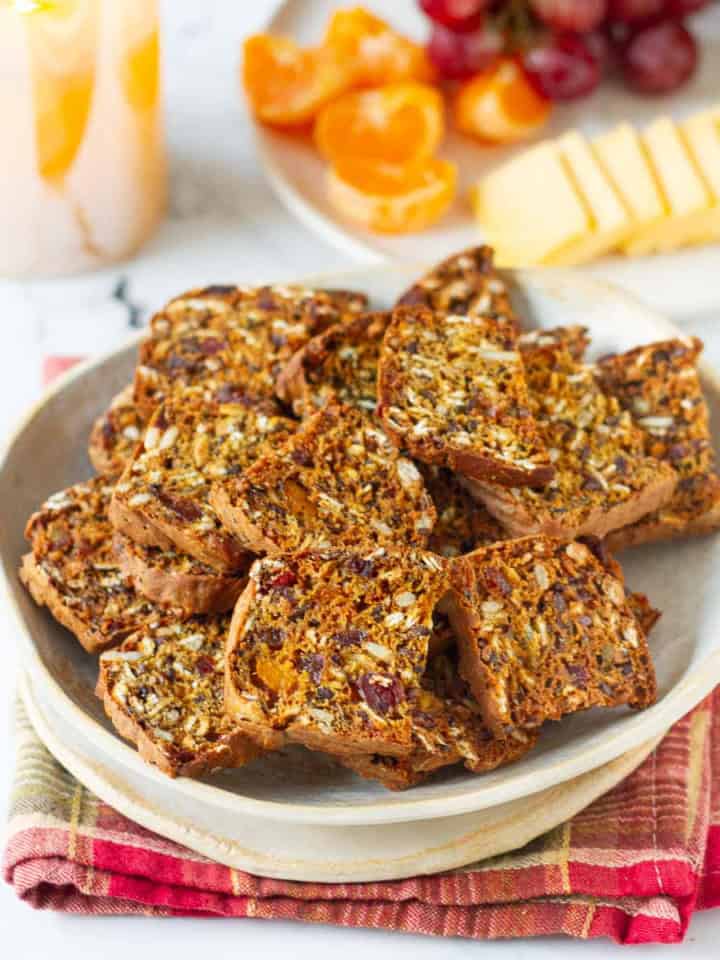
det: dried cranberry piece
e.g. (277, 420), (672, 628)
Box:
(215, 383), (251, 404)
(668, 444), (687, 462)
(483, 565), (511, 596)
(197, 337), (225, 355)
(331, 628), (367, 647)
(156, 490), (202, 522)
(346, 556), (375, 578)
(196, 655), (215, 675)
(566, 663), (588, 688)
(269, 570), (297, 591)
(256, 627), (285, 650)
(358, 673), (405, 715)
(291, 448), (314, 468)
(299, 653), (325, 683)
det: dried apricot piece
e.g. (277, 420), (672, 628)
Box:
(323, 7), (434, 87)
(455, 58), (551, 145)
(327, 157), (457, 234)
(243, 34), (350, 128)
(315, 82), (444, 171)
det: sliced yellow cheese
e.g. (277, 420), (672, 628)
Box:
(681, 107), (720, 243)
(592, 123), (666, 256)
(639, 116), (713, 253)
(471, 142), (590, 267)
(545, 130), (631, 265)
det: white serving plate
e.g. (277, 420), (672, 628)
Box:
(254, 0), (720, 320)
(19, 667), (661, 882)
(2, 262), (719, 840)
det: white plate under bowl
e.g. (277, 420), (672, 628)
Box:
(19, 668), (662, 882)
(255, 0), (720, 320)
(2, 264), (720, 836)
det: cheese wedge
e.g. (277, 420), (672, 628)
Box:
(639, 116), (713, 253)
(592, 123), (666, 256)
(681, 107), (720, 243)
(545, 131), (631, 265)
(472, 142), (590, 266)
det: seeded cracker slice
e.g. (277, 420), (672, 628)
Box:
(211, 401), (436, 555)
(465, 344), (678, 540)
(447, 537), (657, 736)
(518, 325), (590, 361)
(276, 310), (391, 418)
(97, 616), (262, 778)
(134, 284), (367, 416)
(378, 306), (553, 486)
(339, 651), (538, 790)
(225, 549), (448, 758)
(396, 245), (518, 332)
(20, 478), (175, 654)
(420, 464), (505, 558)
(110, 389), (295, 572)
(113, 533), (245, 615)
(88, 384), (147, 478)
(597, 337), (720, 550)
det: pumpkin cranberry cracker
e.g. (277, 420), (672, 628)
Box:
(211, 401), (436, 555)
(597, 337), (720, 550)
(339, 650), (538, 790)
(518, 325), (589, 361)
(465, 344), (678, 540)
(134, 284), (367, 416)
(20, 478), (175, 654)
(420, 464), (504, 558)
(113, 533), (245, 615)
(88, 384), (147, 478)
(225, 548), (448, 757)
(378, 306), (554, 486)
(97, 615), (262, 778)
(396, 245), (518, 331)
(276, 310), (391, 418)
(110, 389), (295, 572)
(447, 536), (657, 736)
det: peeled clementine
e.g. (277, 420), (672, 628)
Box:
(315, 82), (444, 172)
(323, 7), (434, 88)
(243, 34), (350, 128)
(327, 157), (457, 234)
(454, 58), (551, 145)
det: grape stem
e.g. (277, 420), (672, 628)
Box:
(494, 0), (537, 54)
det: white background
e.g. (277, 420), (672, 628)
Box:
(1, 0), (719, 954)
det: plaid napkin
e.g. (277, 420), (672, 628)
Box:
(3, 356), (720, 943)
(4, 691), (719, 943)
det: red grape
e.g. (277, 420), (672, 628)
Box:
(427, 23), (502, 79)
(664, 0), (710, 15)
(621, 20), (697, 93)
(419, 0), (488, 32)
(607, 0), (665, 23)
(530, 0), (607, 33)
(523, 33), (602, 101)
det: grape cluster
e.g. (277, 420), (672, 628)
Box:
(419, 0), (708, 99)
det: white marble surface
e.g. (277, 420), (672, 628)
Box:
(1, 0), (719, 954)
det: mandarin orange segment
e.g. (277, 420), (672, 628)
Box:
(324, 7), (434, 88)
(328, 157), (457, 234)
(315, 81), (444, 171)
(454, 58), (551, 145)
(243, 34), (350, 128)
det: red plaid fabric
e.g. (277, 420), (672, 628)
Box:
(5, 691), (720, 943)
(4, 356), (719, 943)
